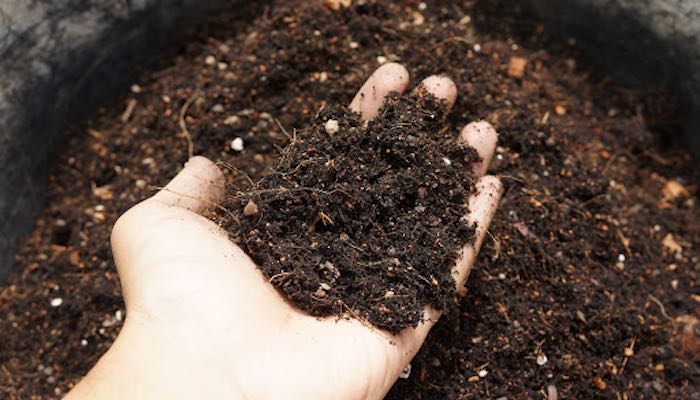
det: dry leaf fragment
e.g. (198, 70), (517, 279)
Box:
(92, 185), (113, 201)
(324, 0), (351, 11)
(662, 233), (682, 255)
(661, 180), (689, 204)
(508, 56), (528, 78)
(243, 200), (259, 216)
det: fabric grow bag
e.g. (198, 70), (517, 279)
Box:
(0, 0), (230, 280)
(527, 0), (700, 154)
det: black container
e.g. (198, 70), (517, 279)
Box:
(0, 0), (229, 279)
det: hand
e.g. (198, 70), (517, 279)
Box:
(66, 63), (502, 400)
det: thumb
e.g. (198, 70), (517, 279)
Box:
(149, 156), (225, 214)
(110, 156), (226, 308)
(387, 175), (503, 378)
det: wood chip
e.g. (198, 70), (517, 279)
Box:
(593, 376), (606, 390)
(92, 185), (113, 201)
(673, 315), (700, 359)
(243, 200), (259, 216)
(661, 180), (689, 203)
(68, 251), (81, 267)
(412, 11), (425, 25)
(120, 99), (138, 123)
(324, 0), (351, 11)
(661, 233), (682, 255)
(87, 129), (104, 140)
(508, 56), (528, 78)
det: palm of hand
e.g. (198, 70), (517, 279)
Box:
(114, 194), (421, 399)
(107, 64), (501, 400)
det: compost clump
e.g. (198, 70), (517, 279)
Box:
(220, 93), (480, 333)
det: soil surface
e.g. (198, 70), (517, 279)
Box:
(1, 0), (699, 399)
(223, 93), (479, 333)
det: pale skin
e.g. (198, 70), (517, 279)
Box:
(65, 63), (502, 400)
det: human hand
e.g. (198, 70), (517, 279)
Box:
(66, 63), (502, 400)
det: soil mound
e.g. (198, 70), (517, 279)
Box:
(222, 93), (479, 333)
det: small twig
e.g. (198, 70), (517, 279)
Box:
(216, 160), (255, 187)
(153, 186), (238, 225)
(367, 258), (399, 267)
(272, 143), (287, 153)
(120, 99), (138, 123)
(231, 186), (349, 199)
(179, 90), (201, 159)
(648, 294), (676, 328)
(268, 272), (292, 283)
(487, 230), (501, 261)
(428, 36), (473, 51)
(318, 211), (335, 225)
(497, 174), (526, 184)
(617, 231), (632, 260)
(620, 336), (636, 373)
(414, 272), (434, 286)
(274, 117), (294, 141)
(1, 365), (14, 386)
(314, 101), (327, 119)
(338, 300), (382, 334)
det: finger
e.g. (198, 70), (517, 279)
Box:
(452, 175), (503, 293)
(349, 63), (410, 120)
(389, 175), (502, 368)
(459, 121), (498, 176)
(413, 75), (457, 113)
(149, 156), (225, 214)
(392, 306), (442, 359)
(112, 203), (288, 324)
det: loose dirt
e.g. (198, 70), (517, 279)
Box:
(222, 93), (479, 333)
(1, 1), (698, 399)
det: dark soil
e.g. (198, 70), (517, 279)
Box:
(223, 93), (479, 333)
(1, 0), (699, 399)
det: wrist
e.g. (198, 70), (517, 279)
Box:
(66, 317), (242, 399)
